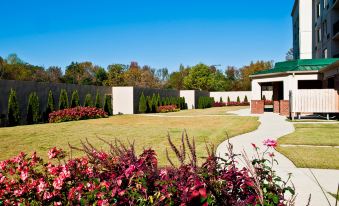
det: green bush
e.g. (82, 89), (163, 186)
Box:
(237, 96), (240, 103)
(198, 96), (214, 109)
(146, 96), (153, 113)
(103, 95), (113, 116)
(58, 89), (69, 110)
(220, 97), (223, 103)
(95, 92), (102, 108)
(244, 95), (248, 103)
(138, 92), (147, 113)
(84, 94), (93, 107)
(7, 89), (20, 126)
(27, 92), (40, 124)
(44, 90), (54, 122)
(70, 90), (80, 108)
(227, 96), (230, 103)
(151, 93), (157, 113)
(262, 95), (266, 101)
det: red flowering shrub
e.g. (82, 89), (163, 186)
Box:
(265, 100), (273, 105)
(212, 102), (226, 107)
(227, 101), (250, 106)
(49, 107), (108, 123)
(157, 105), (179, 113)
(0, 134), (295, 205)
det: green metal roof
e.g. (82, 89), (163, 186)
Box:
(252, 59), (339, 76)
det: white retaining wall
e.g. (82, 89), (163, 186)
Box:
(113, 87), (134, 115)
(209, 91), (252, 102)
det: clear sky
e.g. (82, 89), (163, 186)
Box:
(0, 0), (295, 71)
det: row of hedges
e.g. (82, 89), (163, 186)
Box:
(197, 96), (215, 109)
(0, 135), (295, 205)
(139, 92), (187, 113)
(219, 95), (249, 104)
(4, 89), (112, 127)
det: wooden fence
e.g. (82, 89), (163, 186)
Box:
(290, 89), (339, 113)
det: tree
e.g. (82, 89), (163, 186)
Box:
(227, 96), (230, 103)
(103, 95), (113, 116)
(244, 95), (249, 103)
(138, 92), (147, 113)
(94, 67), (108, 86)
(220, 97), (223, 103)
(286, 48), (294, 61)
(146, 96), (153, 113)
(7, 89), (20, 126)
(84, 94), (93, 107)
(239, 61), (273, 91)
(105, 64), (127, 86)
(70, 90), (80, 108)
(45, 90), (54, 122)
(237, 96), (240, 103)
(95, 92), (102, 108)
(183, 64), (214, 91)
(6, 53), (25, 65)
(58, 89), (69, 110)
(27, 92), (40, 124)
(46, 66), (63, 83)
(124, 62), (142, 87)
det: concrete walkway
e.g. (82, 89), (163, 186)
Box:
(216, 109), (339, 206)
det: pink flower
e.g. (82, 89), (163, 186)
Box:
(124, 165), (136, 177)
(14, 189), (24, 197)
(48, 147), (59, 159)
(0, 160), (7, 170)
(37, 179), (47, 193)
(0, 173), (5, 184)
(263, 139), (278, 148)
(269, 152), (275, 157)
(98, 199), (109, 206)
(54, 202), (62, 206)
(20, 169), (28, 181)
(53, 177), (64, 190)
(159, 169), (168, 179)
(43, 191), (53, 200)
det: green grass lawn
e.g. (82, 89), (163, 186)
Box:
(0, 107), (258, 166)
(277, 124), (339, 169)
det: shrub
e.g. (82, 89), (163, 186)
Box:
(157, 105), (179, 113)
(95, 92), (102, 108)
(198, 96), (215, 109)
(84, 94), (93, 107)
(219, 96), (223, 103)
(138, 92), (147, 113)
(151, 93), (157, 112)
(237, 96), (240, 103)
(146, 96), (153, 113)
(58, 89), (69, 110)
(49, 106), (108, 123)
(227, 96), (231, 103)
(103, 95), (113, 116)
(227, 101), (250, 106)
(26, 92), (40, 124)
(212, 102), (226, 107)
(7, 89), (20, 126)
(0, 134), (295, 205)
(44, 90), (54, 122)
(70, 90), (80, 108)
(262, 95), (266, 101)
(265, 100), (273, 105)
(244, 95), (248, 103)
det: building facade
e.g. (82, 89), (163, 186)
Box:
(292, 0), (339, 59)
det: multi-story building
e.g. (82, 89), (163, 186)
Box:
(292, 0), (339, 59)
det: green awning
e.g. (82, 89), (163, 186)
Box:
(252, 59), (339, 76)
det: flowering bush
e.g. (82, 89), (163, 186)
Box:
(265, 100), (273, 105)
(212, 102), (226, 107)
(0, 134), (295, 205)
(227, 101), (250, 106)
(157, 105), (179, 113)
(49, 107), (108, 123)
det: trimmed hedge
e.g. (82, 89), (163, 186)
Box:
(198, 96), (214, 109)
(58, 89), (69, 110)
(26, 92), (40, 124)
(103, 95), (113, 116)
(139, 93), (187, 113)
(70, 90), (80, 108)
(7, 89), (20, 126)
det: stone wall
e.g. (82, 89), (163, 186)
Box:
(0, 80), (112, 125)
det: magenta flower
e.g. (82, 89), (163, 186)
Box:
(263, 139), (278, 148)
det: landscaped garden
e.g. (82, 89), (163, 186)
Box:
(0, 107), (259, 166)
(277, 123), (339, 169)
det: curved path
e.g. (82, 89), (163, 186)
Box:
(216, 109), (339, 206)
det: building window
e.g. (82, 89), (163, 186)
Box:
(324, 0), (327, 8)
(317, 29), (322, 42)
(317, 2), (321, 17)
(323, 48), (328, 58)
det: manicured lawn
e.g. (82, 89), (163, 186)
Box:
(277, 123), (339, 169)
(278, 124), (339, 146)
(0, 107), (258, 166)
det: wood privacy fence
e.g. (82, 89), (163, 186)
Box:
(290, 89), (339, 113)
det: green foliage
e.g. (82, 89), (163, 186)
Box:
(146, 96), (153, 113)
(58, 89), (69, 110)
(198, 96), (215, 109)
(84, 94), (93, 107)
(244, 95), (248, 103)
(237, 96), (240, 103)
(45, 90), (54, 122)
(27, 92), (40, 124)
(7, 89), (20, 126)
(262, 95), (266, 101)
(151, 93), (157, 112)
(227, 96), (231, 103)
(95, 92), (102, 108)
(103, 95), (113, 116)
(138, 92), (147, 114)
(70, 90), (80, 108)
(219, 97), (223, 103)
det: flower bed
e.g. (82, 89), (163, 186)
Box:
(264, 100), (273, 105)
(0, 135), (295, 205)
(49, 107), (108, 123)
(227, 101), (250, 106)
(212, 102), (226, 107)
(157, 105), (180, 113)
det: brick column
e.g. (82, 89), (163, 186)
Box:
(279, 100), (290, 116)
(273, 101), (280, 113)
(251, 100), (264, 114)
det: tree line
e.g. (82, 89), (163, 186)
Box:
(0, 54), (273, 91)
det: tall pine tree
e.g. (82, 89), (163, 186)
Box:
(58, 89), (69, 110)
(70, 90), (80, 108)
(7, 89), (20, 126)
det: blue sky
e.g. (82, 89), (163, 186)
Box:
(0, 0), (294, 71)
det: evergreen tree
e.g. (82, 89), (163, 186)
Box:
(95, 92), (102, 108)
(103, 95), (113, 116)
(84, 94), (93, 107)
(151, 93), (157, 112)
(58, 89), (69, 110)
(220, 97), (223, 103)
(138, 92), (147, 113)
(237, 96), (240, 103)
(244, 95), (248, 103)
(146, 96), (153, 113)
(262, 95), (266, 101)
(45, 90), (54, 122)
(227, 96), (231, 103)
(27, 92), (40, 124)
(7, 89), (20, 126)
(70, 90), (80, 108)
(156, 93), (161, 107)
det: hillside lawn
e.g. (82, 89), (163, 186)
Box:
(277, 124), (339, 169)
(0, 106), (258, 166)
